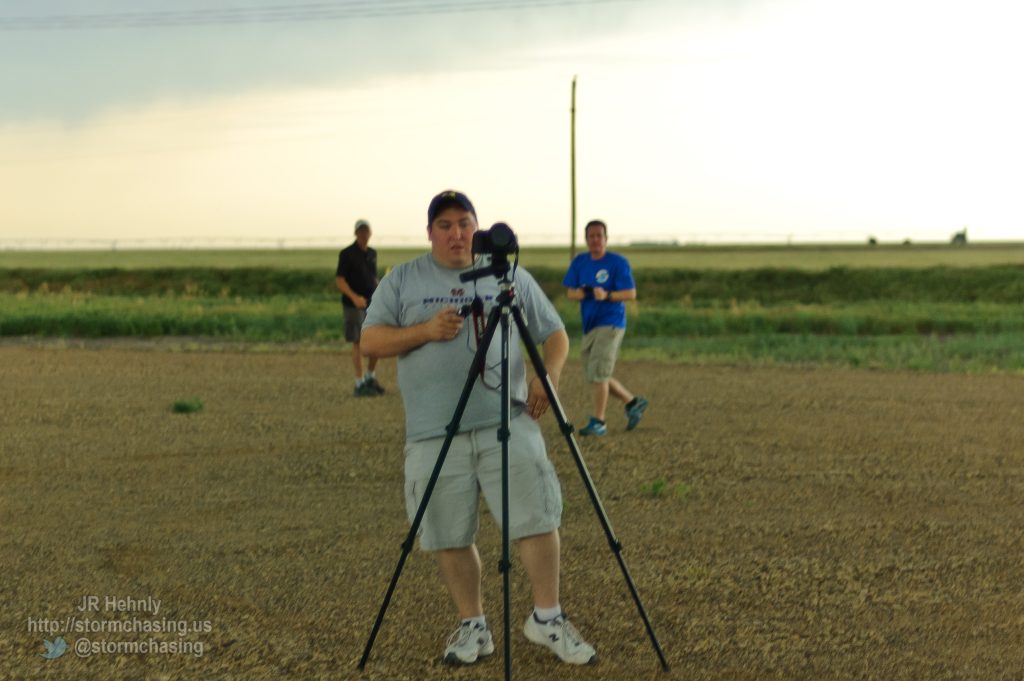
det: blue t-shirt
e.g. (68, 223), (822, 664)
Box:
(562, 251), (635, 334)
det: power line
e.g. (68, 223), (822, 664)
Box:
(0, 0), (638, 31)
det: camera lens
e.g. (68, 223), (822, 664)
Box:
(490, 223), (515, 250)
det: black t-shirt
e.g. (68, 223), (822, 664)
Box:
(335, 243), (378, 307)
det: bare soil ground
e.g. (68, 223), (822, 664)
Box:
(2, 345), (1023, 680)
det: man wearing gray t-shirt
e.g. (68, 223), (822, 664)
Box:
(361, 190), (596, 667)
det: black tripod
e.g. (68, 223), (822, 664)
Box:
(358, 256), (670, 680)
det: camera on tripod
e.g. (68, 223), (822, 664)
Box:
(460, 223), (518, 284)
(472, 222), (518, 257)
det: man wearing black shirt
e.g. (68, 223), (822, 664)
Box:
(336, 219), (384, 396)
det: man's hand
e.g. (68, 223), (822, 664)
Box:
(592, 286), (609, 301)
(527, 376), (552, 420)
(425, 308), (464, 342)
(528, 329), (567, 421)
(353, 294), (368, 309)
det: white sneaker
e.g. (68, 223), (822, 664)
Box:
(523, 612), (597, 665)
(443, 621), (494, 665)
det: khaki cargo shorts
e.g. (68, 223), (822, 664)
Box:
(580, 325), (625, 383)
(403, 412), (563, 551)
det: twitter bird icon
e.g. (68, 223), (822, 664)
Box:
(40, 637), (68, 660)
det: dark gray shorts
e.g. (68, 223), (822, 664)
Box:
(343, 306), (366, 343)
(403, 413), (563, 551)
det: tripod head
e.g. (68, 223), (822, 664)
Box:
(459, 222), (517, 284)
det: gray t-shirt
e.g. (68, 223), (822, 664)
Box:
(363, 253), (565, 442)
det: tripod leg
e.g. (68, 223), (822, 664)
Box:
(358, 304), (504, 671)
(498, 306), (513, 681)
(511, 306), (671, 673)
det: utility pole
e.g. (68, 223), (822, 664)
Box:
(570, 75), (578, 261)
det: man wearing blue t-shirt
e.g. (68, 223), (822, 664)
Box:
(563, 220), (648, 436)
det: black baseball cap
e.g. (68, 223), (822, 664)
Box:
(427, 190), (476, 225)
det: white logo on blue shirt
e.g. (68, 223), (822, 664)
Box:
(596, 269), (609, 284)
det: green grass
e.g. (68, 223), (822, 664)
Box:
(4, 251), (1024, 374)
(640, 478), (693, 500)
(598, 301), (1024, 336)
(5, 293), (1022, 341)
(4, 291), (1023, 373)
(0, 293), (342, 341)
(171, 398), (204, 414)
(4, 242), (1024, 270)
(618, 333), (1024, 373)
(5, 264), (1024, 304)
(642, 477), (669, 498)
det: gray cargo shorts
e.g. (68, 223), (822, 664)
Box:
(403, 412), (563, 551)
(343, 305), (366, 343)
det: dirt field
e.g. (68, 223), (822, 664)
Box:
(3, 345), (1023, 680)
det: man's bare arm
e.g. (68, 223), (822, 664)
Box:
(526, 328), (569, 419)
(540, 329), (569, 389)
(335, 276), (367, 309)
(361, 308), (465, 359)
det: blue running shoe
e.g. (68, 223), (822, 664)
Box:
(625, 397), (648, 431)
(579, 417), (607, 437)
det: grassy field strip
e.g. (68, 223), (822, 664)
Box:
(0, 293), (338, 342)
(4, 244), (1024, 270)
(4, 292), (1024, 373)
(6, 293), (1024, 338)
(5, 265), (1024, 304)
(608, 301), (1024, 336)
(4, 252), (1023, 372)
(622, 333), (1024, 372)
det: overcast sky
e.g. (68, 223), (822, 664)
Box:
(2, 0), (1022, 247)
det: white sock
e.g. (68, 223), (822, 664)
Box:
(366, 370), (375, 380)
(355, 377), (364, 387)
(533, 605), (562, 623)
(463, 614), (487, 629)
